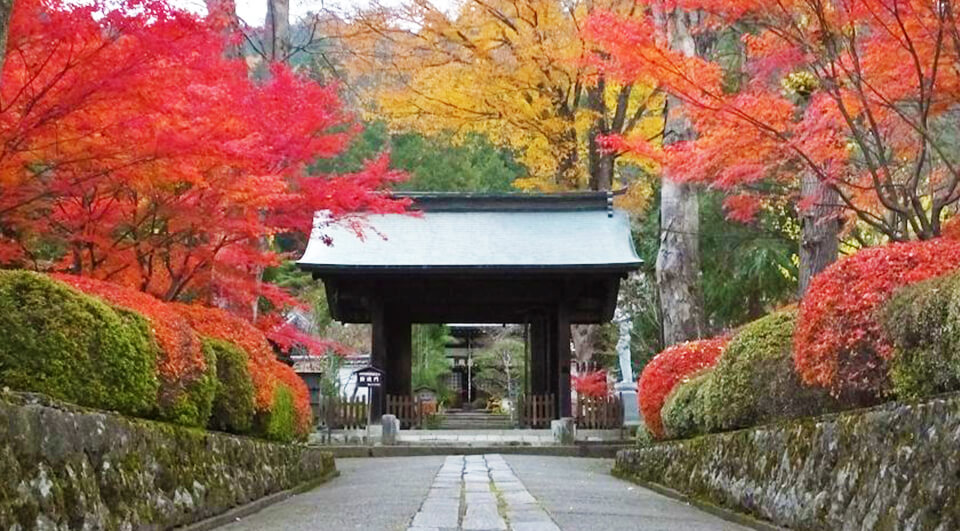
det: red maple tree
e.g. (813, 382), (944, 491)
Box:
(587, 1), (960, 241)
(1, 0), (405, 331)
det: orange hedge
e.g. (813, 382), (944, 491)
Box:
(173, 304), (312, 437)
(638, 337), (728, 439)
(53, 274), (209, 422)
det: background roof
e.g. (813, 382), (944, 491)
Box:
(297, 192), (642, 273)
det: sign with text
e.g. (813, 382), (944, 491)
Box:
(353, 366), (384, 388)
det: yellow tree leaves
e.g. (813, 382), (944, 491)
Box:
(342, 0), (663, 204)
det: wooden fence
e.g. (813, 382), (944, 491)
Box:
(518, 394), (555, 428)
(386, 394), (423, 429)
(318, 396), (368, 430)
(575, 395), (623, 429)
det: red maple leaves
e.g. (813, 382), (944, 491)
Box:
(587, 1), (960, 239)
(638, 336), (728, 439)
(1, 0), (406, 329)
(794, 238), (960, 399)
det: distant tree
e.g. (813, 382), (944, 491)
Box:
(312, 122), (525, 192)
(412, 324), (453, 400)
(341, 0), (664, 195)
(630, 189), (797, 364)
(473, 331), (526, 403)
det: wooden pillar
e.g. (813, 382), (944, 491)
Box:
(546, 312), (560, 408)
(556, 304), (572, 418)
(529, 316), (549, 396)
(371, 301), (412, 421)
(370, 298), (387, 420)
(385, 312), (412, 399)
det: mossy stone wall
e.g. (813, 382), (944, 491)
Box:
(615, 393), (960, 530)
(0, 390), (336, 530)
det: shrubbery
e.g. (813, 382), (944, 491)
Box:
(206, 338), (256, 434)
(638, 337), (727, 439)
(661, 370), (712, 440)
(54, 274), (212, 426)
(0, 271), (158, 416)
(702, 310), (835, 431)
(882, 271), (960, 400)
(573, 370), (609, 398)
(0, 271), (312, 442)
(175, 304), (313, 439)
(794, 238), (960, 403)
(262, 384), (299, 443)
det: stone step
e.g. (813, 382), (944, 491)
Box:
(436, 412), (516, 430)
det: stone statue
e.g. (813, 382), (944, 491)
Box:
(614, 273), (643, 427)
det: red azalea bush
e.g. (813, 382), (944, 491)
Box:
(573, 370), (610, 398)
(52, 274), (213, 426)
(173, 304), (312, 439)
(794, 238), (960, 402)
(638, 337), (728, 439)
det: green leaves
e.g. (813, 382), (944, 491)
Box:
(0, 271), (159, 417)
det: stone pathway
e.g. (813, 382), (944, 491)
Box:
(408, 454), (558, 531)
(217, 455), (751, 531)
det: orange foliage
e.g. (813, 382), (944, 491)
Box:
(587, 1), (960, 239)
(52, 273), (206, 405)
(173, 304), (312, 434)
(573, 371), (610, 398)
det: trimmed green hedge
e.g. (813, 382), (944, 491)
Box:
(206, 338), (256, 434)
(882, 272), (960, 399)
(661, 370), (712, 440)
(701, 310), (835, 432)
(262, 384), (298, 443)
(0, 271), (158, 417)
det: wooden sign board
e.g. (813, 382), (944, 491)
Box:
(353, 366), (384, 388)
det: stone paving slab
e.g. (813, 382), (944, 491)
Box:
(217, 455), (754, 531)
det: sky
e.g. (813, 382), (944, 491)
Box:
(175, 0), (458, 27)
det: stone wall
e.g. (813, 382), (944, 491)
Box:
(615, 393), (960, 530)
(0, 390), (336, 530)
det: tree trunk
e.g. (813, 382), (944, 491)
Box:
(265, 0), (290, 62)
(586, 82), (615, 192)
(656, 7), (706, 347)
(571, 325), (598, 365)
(798, 172), (840, 296)
(657, 175), (705, 345)
(204, 0), (242, 58)
(587, 136), (615, 191)
(0, 0), (14, 75)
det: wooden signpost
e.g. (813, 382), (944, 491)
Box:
(353, 366), (384, 430)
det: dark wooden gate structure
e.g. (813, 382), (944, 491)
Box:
(298, 192), (642, 421)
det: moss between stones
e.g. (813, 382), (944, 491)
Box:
(0, 389), (336, 530)
(617, 391), (960, 530)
